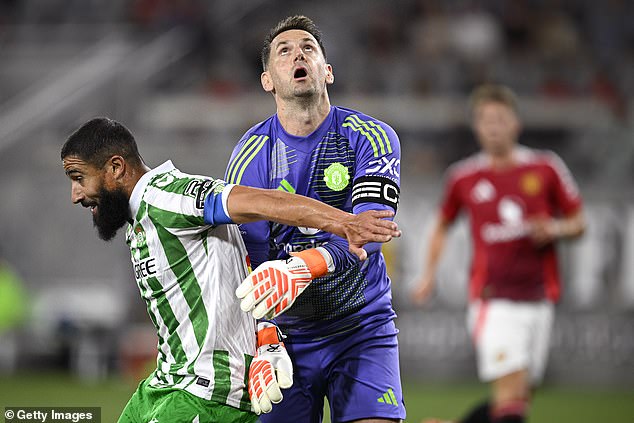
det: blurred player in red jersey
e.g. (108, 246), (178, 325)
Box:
(413, 84), (586, 423)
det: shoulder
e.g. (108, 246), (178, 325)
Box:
(336, 106), (397, 133)
(149, 168), (213, 193)
(335, 106), (399, 156)
(446, 153), (487, 182)
(516, 146), (570, 174)
(237, 116), (276, 145)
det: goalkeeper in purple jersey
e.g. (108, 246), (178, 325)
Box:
(226, 15), (405, 423)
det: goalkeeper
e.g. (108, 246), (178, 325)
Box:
(228, 15), (405, 423)
(61, 117), (400, 423)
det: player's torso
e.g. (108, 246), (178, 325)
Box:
(125, 170), (254, 407)
(455, 159), (557, 301)
(239, 108), (395, 334)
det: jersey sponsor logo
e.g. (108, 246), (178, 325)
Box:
(323, 162), (350, 191)
(365, 157), (400, 177)
(272, 239), (328, 254)
(133, 256), (158, 282)
(352, 176), (400, 210)
(481, 196), (529, 243)
(520, 172), (542, 196)
(298, 226), (320, 235)
(471, 179), (496, 203)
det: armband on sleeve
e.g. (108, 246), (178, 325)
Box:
(203, 183), (236, 226)
(351, 176), (400, 211)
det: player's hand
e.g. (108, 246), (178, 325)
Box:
(412, 275), (436, 305)
(248, 322), (293, 415)
(338, 210), (401, 261)
(528, 217), (559, 247)
(237, 252), (322, 319)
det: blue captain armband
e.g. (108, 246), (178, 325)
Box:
(203, 183), (236, 226)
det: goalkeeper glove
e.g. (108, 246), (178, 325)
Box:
(248, 322), (293, 414)
(236, 248), (331, 319)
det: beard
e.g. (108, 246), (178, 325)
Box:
(93, 186), (131, 241)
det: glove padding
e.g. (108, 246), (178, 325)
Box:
(236, 255), (314, 319)
(248, 322), (293, 415)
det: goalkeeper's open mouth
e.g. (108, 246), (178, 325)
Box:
(293, 66), (308, 80)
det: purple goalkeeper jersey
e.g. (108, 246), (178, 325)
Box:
(225, 106), (401, 338)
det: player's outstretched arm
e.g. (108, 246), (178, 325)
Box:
(226, 185), (401, 260)
(412, 214), (450, 305)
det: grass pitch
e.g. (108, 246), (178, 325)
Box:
(0, 374), (632, 422)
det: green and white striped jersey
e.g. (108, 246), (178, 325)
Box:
(126, 160), (255, 411)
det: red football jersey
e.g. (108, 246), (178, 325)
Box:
(440, 147), (582, 302)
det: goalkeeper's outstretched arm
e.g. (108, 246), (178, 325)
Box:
(204, 184), (401, 260)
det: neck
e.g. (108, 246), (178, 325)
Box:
(276, 92), (331, 136)
(488, 148), (516, 169)
(123, 163), (151, 199)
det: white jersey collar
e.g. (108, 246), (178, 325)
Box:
(129, 160), (176, 218)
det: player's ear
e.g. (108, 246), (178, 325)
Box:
(261, 71), (274, 93)
(325, 64), (334, 85)
(106, 155), (126, 181)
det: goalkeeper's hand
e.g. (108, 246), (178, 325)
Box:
(236, 248), (329, 319)
(248, 322), (293, 415)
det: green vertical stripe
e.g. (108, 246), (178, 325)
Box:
(239, 354), (254, 410)
(147, 276), (189, 368)
(211, 350), (232, 404)
(226, 135), (259, 182)
(233, 136), (268, 184)
(149, 209), (209, 348)
(134, 202), (188, 374)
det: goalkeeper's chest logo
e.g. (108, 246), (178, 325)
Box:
(324, 162), (350, 191)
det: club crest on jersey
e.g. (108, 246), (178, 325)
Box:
(471, 179), (496, 203)
(323, 162), (350, 191)
(520, 172), (542, 196)
(132, 226), (147, 248)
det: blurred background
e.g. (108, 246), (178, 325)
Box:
(0, 0), (632, 421)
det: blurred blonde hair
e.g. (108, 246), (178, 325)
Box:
(469, 84), (518, 115)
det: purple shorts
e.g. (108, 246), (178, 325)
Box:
(259, 319), (406, 423)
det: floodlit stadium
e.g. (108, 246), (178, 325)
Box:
(0, 1), (633, 422)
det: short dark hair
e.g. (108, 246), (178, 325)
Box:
(469, 84), (519, 115)
(61, 117), (143, 167)
(261, 15), (326, 70)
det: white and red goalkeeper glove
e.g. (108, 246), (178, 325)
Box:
(236, 248), (331, 319)
(248, 322), (293, 415)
